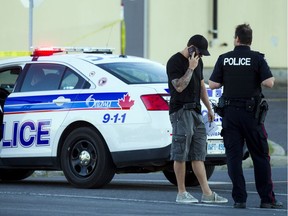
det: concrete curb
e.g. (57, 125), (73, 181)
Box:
(269, 140), (286, 156)
(268, 140), (287, 167)
(33, 170), (63, 177)
(216, 155), (288, 170)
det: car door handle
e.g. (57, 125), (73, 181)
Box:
(52, 96), (71, 106)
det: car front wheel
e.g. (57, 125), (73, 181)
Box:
(61, 127), (115, 188)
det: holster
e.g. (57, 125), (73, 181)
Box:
(255, 99), (269, 124)
(211, 96), (225, 117)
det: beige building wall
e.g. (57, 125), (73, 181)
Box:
(148, 0), (287, 68)
(0, 0), (122, 53)
(0, 0), (287, 69)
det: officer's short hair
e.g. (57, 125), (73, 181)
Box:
(235, 24), (252, 45)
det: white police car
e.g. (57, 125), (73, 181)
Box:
(0, 48), (226, 188)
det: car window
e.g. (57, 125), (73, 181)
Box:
(0, 67), (21, 93)
(19, 63), (91, 92)
(97, 62), (168, 84)
(60, 67), (90, 90)
(20, 64), (64, 92)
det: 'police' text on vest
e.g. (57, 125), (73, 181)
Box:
(223, 57), (251, 66)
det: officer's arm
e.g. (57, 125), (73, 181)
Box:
(262, 77), (275, 88)
(208, 80), (222, 89)
(209, 56), (223, 90)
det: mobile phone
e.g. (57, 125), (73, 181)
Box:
(188, 46), (199, 57)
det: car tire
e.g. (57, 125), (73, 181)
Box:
(61, 127), (115, 188)
(163, 163), (215, 187)
(0, 169), (34, 181)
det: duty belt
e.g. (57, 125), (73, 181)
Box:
(226, 100), (246, 108)
(226, 98), (256, 112)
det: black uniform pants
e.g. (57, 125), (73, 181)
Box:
(222, 106), (275, 204)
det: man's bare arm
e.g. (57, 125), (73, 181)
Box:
(171, 68), (194, 92)
(200, 80), (214, 122)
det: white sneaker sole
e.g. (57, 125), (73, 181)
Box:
(201, 200), (228, 203)
(176, 200), (199, 203)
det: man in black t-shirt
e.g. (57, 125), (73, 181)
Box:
(209, 24), (283, 209)
(166, 35), (227, 204)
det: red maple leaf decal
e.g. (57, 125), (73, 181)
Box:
(118, 94), (135, 110)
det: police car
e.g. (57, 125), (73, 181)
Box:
(0, 47), (226, 188)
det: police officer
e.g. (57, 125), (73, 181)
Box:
(209, 24), (283, 209)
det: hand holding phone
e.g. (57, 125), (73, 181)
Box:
(187, 46), (200, 70)
(188, 46), (200, 57)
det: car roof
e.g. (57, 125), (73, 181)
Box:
(0, 53), (159, 66)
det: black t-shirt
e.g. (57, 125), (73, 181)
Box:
(210, 45), (273, 98)
(166, 52), (203, 114)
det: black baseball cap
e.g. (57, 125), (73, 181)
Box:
(187, 34), (210, 56)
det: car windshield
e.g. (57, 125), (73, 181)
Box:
(97, 62), (168, 84)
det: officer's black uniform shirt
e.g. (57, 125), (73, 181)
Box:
(210, 45), (273, 98)
(167, 52), (203, 114)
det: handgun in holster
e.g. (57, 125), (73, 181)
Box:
(255, 99), (269, 124)
(211, 96), (225, 117)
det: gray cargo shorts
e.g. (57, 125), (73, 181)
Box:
(169, 108), (207, 162)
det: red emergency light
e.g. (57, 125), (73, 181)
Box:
(32, 48), (64, 56)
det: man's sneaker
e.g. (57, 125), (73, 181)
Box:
(201, 192), (228, 203)
(260, 200), (283, 209)
(176, 191), (198, 203)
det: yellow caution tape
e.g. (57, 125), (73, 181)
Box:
(0, 19), (126, 57)
(65, 19), (121, 46)
(0, 51), (31, 57)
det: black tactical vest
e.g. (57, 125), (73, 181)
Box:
(222, 50), (262, 98)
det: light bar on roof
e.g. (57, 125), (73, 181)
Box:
(32, 47), (114, 56)
(64, 47), (114, 54)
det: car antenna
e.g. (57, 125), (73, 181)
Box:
(106, 25), (113, 51)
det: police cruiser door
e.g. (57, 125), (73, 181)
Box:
(1, 63), (90, 159)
